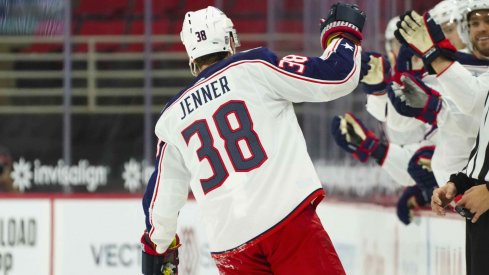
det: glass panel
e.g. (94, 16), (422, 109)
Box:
(0, 0), (64, 193)
(0, 0), (443, 197)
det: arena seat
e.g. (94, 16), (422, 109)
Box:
(234, 18), (267, 33)
(133, 0), (180, 16)
(227, 0), (267, 17)
(21, 43), (63, 53)
(124, 19), (171, 51)
(75, 20), (127, 52)
(75, 0), (130, 17)
(183, 0), (217, 14)
(276, 19), (303, 33)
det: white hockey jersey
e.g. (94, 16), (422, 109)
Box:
(364, 52), (489, 186)
(378, 52), (489, 185)
(143, 38), (361, 253)
(437, 61), (489, 181)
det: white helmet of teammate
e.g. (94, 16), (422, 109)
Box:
(180, 6), (240, 75)
(385, 16), (400, 53)
(430, 0), (462, 25)
(458, 0), (489, 52)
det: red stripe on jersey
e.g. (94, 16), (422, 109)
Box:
(156, 140), (164, 157)
(436, 61), (455, 77)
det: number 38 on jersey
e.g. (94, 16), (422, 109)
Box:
(181, 100), (268, 194)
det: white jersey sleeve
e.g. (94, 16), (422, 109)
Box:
(380, 143), (416, 186)
(262, 38), (361, 103)
(365, 94), (388, 122)
(437, 61), (489, 117)
(422, 62), (487, 184)
(143, 142), (190, 253)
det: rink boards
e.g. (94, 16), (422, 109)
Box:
(0, 195), (465, 275)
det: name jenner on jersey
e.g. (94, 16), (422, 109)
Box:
(180, 76), (231, 120)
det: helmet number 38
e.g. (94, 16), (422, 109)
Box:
(196, 30), (207, 42)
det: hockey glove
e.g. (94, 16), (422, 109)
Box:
(394, 11), (456, 65)
(331, 112), (386, 163)
(396, 185), (430, 225)
(387, 73), (442, 125)
(407, 146), (438, 190)
(394, 44), (426, 79)
(320, 3), (366, 49)
(408, 146), (438, 203)
(360, 51), (391, 95)
(360, 51), (371, 80)
(141, 231), (181, 275)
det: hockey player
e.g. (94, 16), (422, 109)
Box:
(388, 0), (489, 186)
(140, 4), (365, 275)
(331, 15), (442, 225)
(393, 1), (489, 274)
(330, 111), (437, 224)
(335, 1), (471, 225)
(362, 0), (468, 136)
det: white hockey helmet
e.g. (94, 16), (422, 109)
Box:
(458, 0), (489, 52)
(430, 0), (462, 25)
(385, 16), (400, 53)
(180, 6), (240, 63)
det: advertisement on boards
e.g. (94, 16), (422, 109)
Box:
(0, 199), (51, 275)
(53, 199), (143, 275)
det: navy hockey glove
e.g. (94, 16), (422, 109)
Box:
(360, 51), (371, 80)
(141, 231), (181, 275)
(395, 45), (426, 78)
(360, 51), (391, 95)
(394, 11), (456, 65)
(320, 3), (366, 49)
(387, 73), (442, 125)
(397, 185), (430, 225)
(408, 146), (438, 193)
(331, 112), (387, 163)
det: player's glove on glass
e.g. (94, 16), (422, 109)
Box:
(320, 3), (366, 49)
(394, 11), (456, 65)
(360, 51), (391, 95)
(407, 146), (438, 193)
(387, 73), (442, 125)
(331, 112), (387, 163)
(141, 231), (181, 275)
(396, 185), (430, 225)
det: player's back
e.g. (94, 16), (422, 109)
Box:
(155, 40), (361, 252)
(155, 48), (322, 252)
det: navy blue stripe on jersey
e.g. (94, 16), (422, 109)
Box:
(143, 141), (166, 233)
(298, 38), (358, 81)
(424, 125), (438, 140)
(455, 51), (489, 66)
(162, 38), (358, 114)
